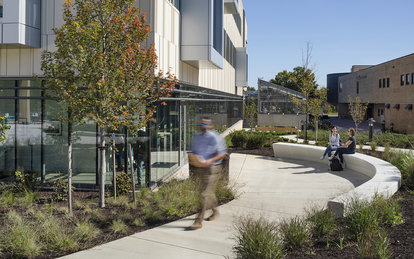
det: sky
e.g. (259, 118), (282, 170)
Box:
(242, 0), (414, 88)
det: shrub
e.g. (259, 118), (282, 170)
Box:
(39, 214), (78, 253)
(358, 228), (392, 259)
(306, 207), (336, 238)
(53, 178), (75, 202)
(233, 216), (284, 259)
(279, 216), (311, 250)
(383, 143), (391, 160)
(346, 195), (402, 241)
(14, 170), (37, 192)
(246, 132), (266, 149)
(346, 198), (379, 241)
(18, 190), (39, 208)
(215, 177), (238, 202)
(73, 221), (100, 244)
(387, 152), (414, 189)
(371, 195), (403, 227)
(370, 141), (377, 151)
(0, 210), (42, 258)
(0, 189), (15, 209)
(153, 179), (200, 217)
(115, 172), (132, 195)
(230, 130), (248, 148)
(401, 153), (414, 190)
(109, 219), (128, 234)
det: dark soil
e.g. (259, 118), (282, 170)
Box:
(229, 146), (414, 258)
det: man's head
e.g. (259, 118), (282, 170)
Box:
(199, 117), (213, 132)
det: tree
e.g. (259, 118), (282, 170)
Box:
(348, 96), (368, 132)
(308, 90), (324, 143)
(270, 66), (318, 94)
(41, 0), (176, 209)
(288, 43), (318, 142)
(0, 116), (11, 143)
(244, 101), (257, 131)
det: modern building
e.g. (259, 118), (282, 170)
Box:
(0, 0), (248, 188)
(327, 54), (414, 133)
(257, 79), (306, 128)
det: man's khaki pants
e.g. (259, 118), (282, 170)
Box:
(192, 164), (221, 221)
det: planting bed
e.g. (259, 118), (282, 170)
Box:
(230, 146), (414, 258)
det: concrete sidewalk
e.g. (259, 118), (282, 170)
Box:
(61, 153), (369, 259)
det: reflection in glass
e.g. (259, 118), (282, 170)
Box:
(0, 82), (15, 177)
(150, 101), (180, 185)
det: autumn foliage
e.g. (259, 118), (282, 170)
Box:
(41, 0), (177, 132)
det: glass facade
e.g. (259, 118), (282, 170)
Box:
(258, 80), (304, 114)
(0, 79), (242, 189)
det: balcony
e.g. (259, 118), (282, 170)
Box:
(180, 0), (223, 69)
(224, 0), (238, 14)
(0, 0), (41, 48)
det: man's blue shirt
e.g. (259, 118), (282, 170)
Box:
(191, 130), (227, 166)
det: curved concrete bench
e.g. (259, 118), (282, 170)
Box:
(272, 142), (401, 218)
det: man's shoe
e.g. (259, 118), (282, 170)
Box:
(189, 220), (202, 230)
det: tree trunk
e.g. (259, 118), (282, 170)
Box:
(112, 136), (116, 200)
(128, 144), (136, 205)
(315, 119), (318, 143)
(304, 101), (308, 142)
(67, 122), (73, 214)
(99, 127), (106, 208)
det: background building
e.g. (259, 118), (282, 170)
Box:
(327, 54), (414, 133)
(0, 0), (248, 188)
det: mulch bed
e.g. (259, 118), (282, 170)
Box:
(229, 146), (414, 258)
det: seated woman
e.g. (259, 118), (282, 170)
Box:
(320, 126), (341, 160)
(331, 128), (356, 167)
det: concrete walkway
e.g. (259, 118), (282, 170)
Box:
(62, 153), (370, 259)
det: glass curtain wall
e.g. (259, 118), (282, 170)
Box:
(1, 79), (243, 189)
(0, 80), (16, 178)
(149, 101), (180, 186)
(258, 82), (303, 114)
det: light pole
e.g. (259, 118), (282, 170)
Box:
(368, 117), (375, 142)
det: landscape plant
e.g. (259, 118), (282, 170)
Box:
(244, 101), (257, 131)
(246, 132), (266, 149)
(41, 0), (177, 209)
(0, 116), (11, 143)
(233, 216), (284, 259)
(279, 216), (311, 250)
(348, 96), (368, 132)
(229, 130), (248, 148)
(306, 206), (336, 238)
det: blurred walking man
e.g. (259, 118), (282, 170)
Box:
(188, 117), (227, 230)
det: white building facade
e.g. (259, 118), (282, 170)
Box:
(0, 0), (248, 188)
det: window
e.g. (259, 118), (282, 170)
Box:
(387, 78), (390, 88)
(356, 82), (359, 94)
(0, 0), (3, 18)
(379, 79), (381, 88)
(339, 81), (342, 92)
(406, 74), (410, 85)
(412, 73), (414, 85)
(401, 75), (405, 86)
(378, 109), (381, 116)
(383, 78), (385, 89)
